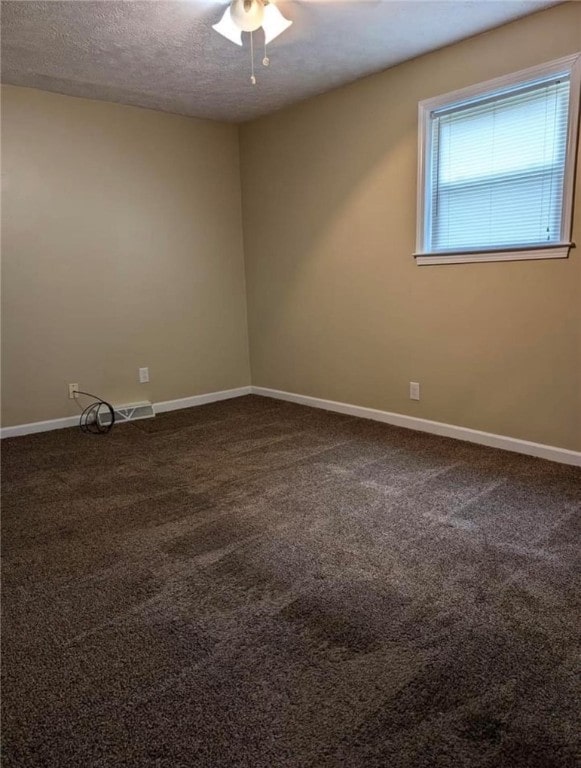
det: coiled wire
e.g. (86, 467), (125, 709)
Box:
(77, 391), (115, 434)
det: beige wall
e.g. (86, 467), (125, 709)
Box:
(1, 86), (250, 427)
(240, 2), (581, 452)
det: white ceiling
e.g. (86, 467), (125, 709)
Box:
(1, 0), (561, 123)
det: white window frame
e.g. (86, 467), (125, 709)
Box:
(415, 54), (581, 266)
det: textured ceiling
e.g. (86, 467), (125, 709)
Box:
(1, 0), (561, 122)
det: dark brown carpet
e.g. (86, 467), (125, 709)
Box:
(2, 395), (580, 768)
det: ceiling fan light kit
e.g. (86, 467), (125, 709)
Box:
(212, 0), (292, 84)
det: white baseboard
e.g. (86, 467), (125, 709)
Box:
(0, 414), (80, 440)
(3, 383), (579, 467)
(0, 386), (253, 439)
(250, 386), (581, 467)
(154, 386), (252, 414)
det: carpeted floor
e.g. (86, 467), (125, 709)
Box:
(2, 395), (580, 767)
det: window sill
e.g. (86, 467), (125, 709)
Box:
(414, 243), (573, 265)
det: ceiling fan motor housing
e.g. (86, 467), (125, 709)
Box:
(230, 0), (264, 32)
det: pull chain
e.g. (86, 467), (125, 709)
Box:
(250, 30), (256, 85)
(263, 39), (269, 67)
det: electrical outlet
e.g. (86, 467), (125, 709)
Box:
(68, 383), (79, 399)
(139, 367), (150, 384)
(409, 381), (420, 401)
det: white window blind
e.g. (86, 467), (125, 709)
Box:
(428, 76), (571, 253)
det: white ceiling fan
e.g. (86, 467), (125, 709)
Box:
(210, 0), (382, 86)
(213, 0), (293, 47)
(212, 0), (293, 83)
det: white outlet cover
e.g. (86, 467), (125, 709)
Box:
(139, 367), (149, 383)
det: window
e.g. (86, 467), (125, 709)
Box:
(415, 55), (581, 265)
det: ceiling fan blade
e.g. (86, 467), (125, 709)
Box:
(262, 3), (293, 45)
(212, 6), (243, 46)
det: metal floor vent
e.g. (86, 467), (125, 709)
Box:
(97, 401), (155, 426)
